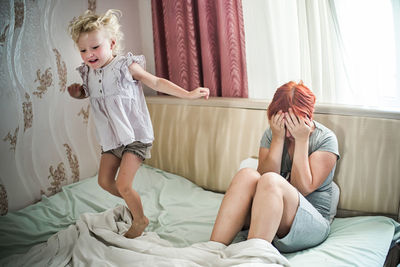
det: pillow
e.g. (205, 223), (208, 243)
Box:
(238, 157), (259, 170)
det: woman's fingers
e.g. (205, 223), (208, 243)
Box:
(275, 111), (283, 124)
(304, 116), (312, 127)
(288, 108), (300, 123)
(273, 111), (286, 129)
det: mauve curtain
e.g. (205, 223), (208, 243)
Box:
(151, 0), (248, 97)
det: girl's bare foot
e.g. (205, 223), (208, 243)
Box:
(124, 216), (149, 238)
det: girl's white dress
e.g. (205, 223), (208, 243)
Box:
(77, 52), (154, 152)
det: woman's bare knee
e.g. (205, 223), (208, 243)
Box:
(231, 168), (260, 187)
(256, 173), (299, 237)
(258, 172), (298, 202)
(256, 172), (283, 194)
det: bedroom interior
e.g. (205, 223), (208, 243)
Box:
(0, 0), (399, 266)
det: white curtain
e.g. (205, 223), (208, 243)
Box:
(242, 0), (400, 110)
(394, 0), (400, 109)
(334, 0), (399, 109)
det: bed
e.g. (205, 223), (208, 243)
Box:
(0, 96), (399, 266)
(0, 164), (398, 266)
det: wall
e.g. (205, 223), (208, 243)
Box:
(0, 0), (155, 214)
(146, 96), (400, 219)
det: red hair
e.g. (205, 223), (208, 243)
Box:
(267, 81), (316, 120)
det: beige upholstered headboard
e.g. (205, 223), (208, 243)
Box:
(146, 96), (400, 221)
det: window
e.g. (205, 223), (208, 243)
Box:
(242, 0), (400, 111)
(335, 0), (399, 110)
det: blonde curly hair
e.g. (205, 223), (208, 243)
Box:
(68, 9), (124, 55)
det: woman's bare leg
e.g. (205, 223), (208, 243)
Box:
(247, 172), (299, 242)
(115, 152), (149, 238)
(210, 168), (260, 245)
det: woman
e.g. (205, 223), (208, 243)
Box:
(210, 81), (340, 252)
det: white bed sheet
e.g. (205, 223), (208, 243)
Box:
(0, 164), (398, 267)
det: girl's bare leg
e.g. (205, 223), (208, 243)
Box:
(98, 153), (121, 197)
(115, 152), (149, 238)
(210, 168), (260, 245)
(247, 172), (299, 242)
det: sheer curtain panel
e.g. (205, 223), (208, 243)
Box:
(242, 0), (400, 111)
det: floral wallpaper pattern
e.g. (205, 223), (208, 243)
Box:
(46, 144), (80, 195)
(48, 162), (66, 195)
(53, 48), (67, 92)
(0, 25), (9, 44)
(88, 0), (97, 12)
(64, 143), (80, 183)
(0, 0), (101, 214)
(0, 185), (8, 216)
(78, 105), (90, 124)
(32, 68), (53, 98)
(22, 93), (33, 132)
(14, 1), (24, 29)
(3, 127), (19, 152)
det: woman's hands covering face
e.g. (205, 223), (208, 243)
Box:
(284, 108), (312, 141)
(269, 110), (286, 139)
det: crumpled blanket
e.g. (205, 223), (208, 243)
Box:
(2, 205), (290, 267)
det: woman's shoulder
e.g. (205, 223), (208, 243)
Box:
(313, 121), (336, 137)
(262, 127), (273, 138)
(259, 127), (273, 147)
(311, 121), (339, 146)
(311, 120), (340, 156)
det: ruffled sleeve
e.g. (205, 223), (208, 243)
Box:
(114, 52), (147, 89)
(76, 63), (90, 97)
(125, 52), (146, 73)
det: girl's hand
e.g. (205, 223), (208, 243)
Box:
(187, 87), (210, 99)
(67, 83), (83, 98)
(269, 111), (285, 140)
(285, 108), (312, 141)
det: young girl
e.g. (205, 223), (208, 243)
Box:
(67, 9), (209, 238)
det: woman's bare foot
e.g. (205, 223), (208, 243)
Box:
(124, 216), (149, 238)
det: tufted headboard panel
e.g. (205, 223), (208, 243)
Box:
(146, 96), (400, 221)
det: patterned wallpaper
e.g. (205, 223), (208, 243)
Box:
(0, 0), (152, 215)
(0, 0), (102, 215)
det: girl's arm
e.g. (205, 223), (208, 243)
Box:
(257, 111), (285, 175)
(68, 83), (88, 99)
(129, 62), (209, 99)
(285, 109), (337, 195)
